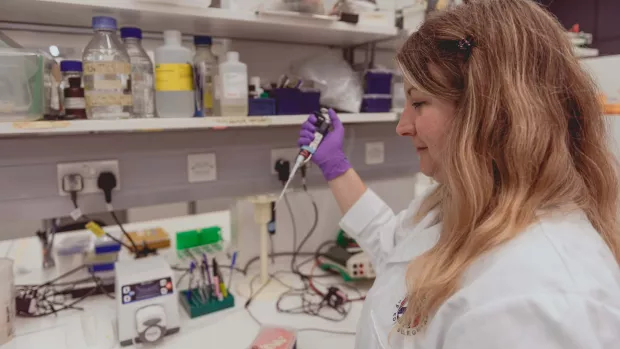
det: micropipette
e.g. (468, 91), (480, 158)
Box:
(277, 108), (332, 202)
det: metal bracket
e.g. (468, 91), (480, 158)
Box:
(342, 42), (377, 70)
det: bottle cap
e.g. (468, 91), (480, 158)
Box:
(60, 60), (83, 72)
(68, 77), (82, 88)
(120, 27), (142, 39)
(92, 16), (118, 31)
(194, 35), (212, 46)
(226, 51), (239, 62)
(163, 30), (182, 45)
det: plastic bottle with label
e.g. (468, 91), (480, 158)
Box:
(193, 36), (217, 117)
(121, 27), (156, 118)
(155, 30), (194, 118)
(82, 16), (133, 119)
(218, 51), (248, 116)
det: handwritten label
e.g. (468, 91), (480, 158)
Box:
(84, 62), (131, 75)
(12, 121), (71, 130)
(211, 117), (271, 127)
(85, 93), (133, 107)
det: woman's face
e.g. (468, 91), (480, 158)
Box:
(396, 82), (456, 182)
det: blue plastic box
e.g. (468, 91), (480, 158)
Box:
(361, 95), (392, 113)
(248, 98), (276, 116)
(272, 88), (320, 115)
(365, 70), (393, 95)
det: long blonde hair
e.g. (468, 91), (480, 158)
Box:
(396, 0), (620, 328)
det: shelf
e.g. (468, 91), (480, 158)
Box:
(0, 0), (398, 46)
(0, 113), (399, 137)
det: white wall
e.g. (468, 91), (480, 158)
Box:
(1, 28), (413, 259)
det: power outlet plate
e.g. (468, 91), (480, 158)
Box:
(270, 147), (300, 174)
(57, 160), (120, 196)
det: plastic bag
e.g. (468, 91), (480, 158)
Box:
(292, 51), (363, 113)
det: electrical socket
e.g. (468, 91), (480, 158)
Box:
(57, 160), (120, 196)
(270, 147), (300, 174)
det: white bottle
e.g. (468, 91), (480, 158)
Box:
(154, 30), (194, 118)
(218, 51), (248, 116)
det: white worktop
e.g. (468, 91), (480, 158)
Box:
(1, 211), (363, 349)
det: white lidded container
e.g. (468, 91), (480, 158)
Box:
(218, 51), (248, 116)
(154, 30), (194, 118)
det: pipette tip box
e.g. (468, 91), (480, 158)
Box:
(179, 289), (235, 318)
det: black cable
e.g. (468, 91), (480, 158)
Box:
(16, 264), (110, 318)
(242, 252), (316, 275)
(102, 232), (132, 251)
(17, 286), (97, 318)
(91, 276), (115, 300)
(30, 264), (87, 290)
(244, 269), (358, 330)
(246, 305), (262, 326)
(290, 193), (319, 277)
(109, 210), (140, 254)
(49, 219), (57, 249)
(70, 189), (132, 250)
(176, 271), (189, 288)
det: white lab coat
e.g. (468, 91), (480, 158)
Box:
(339, 188), (620, 349)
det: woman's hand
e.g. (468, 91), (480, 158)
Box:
(298, 109), (351, 181)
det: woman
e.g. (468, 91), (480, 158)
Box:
(298, 0), (620, 348)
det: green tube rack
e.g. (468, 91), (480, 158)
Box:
(176, 226), (224, 259)
(176, 226), (222, 250)
(179, 288), (235, 319)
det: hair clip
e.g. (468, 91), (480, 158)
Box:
(457, 36), (474, 51)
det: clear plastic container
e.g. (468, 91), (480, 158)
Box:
(55, 235), (89, 274)
(155, 30), (194, 118)
(121, 27), (155, 118)
(193, 35), (217, 117)
(0, 48), (58, 121)
(218, 51), (248, 116)
(82, 16), (133, 119)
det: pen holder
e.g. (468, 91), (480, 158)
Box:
(179, 288), (235, 319)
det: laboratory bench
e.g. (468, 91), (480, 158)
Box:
(1, 211), (366, 349)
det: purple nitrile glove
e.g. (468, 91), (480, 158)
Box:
(298, 109), (351, 181)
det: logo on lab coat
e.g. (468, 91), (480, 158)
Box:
(393, 298), (427, 336)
